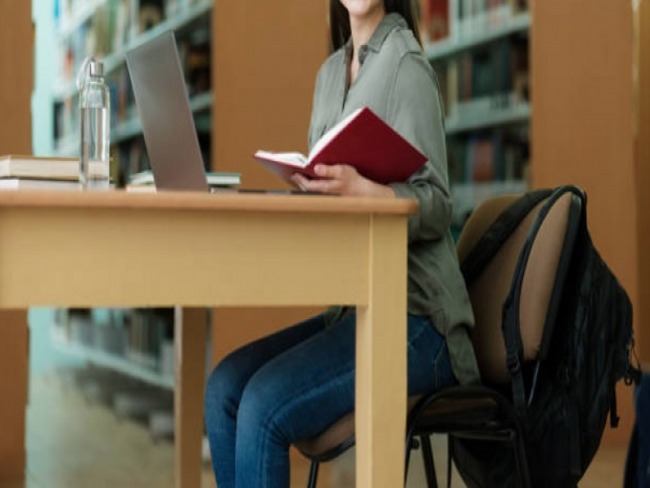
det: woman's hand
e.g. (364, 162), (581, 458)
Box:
(291, 164), (395, 198)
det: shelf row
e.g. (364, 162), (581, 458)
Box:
(446, 99), (530, 135)
(55, 0), (212, 101)
(57, 0), (206, 39)
(56, 0), (110, 39)
(53, 333), (175, 390)
(424, 11), (530, 61)
(51, 307), (177, 390)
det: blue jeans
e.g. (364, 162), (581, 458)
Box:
(204, 312), (456, 488)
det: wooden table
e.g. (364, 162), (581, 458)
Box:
(0, 190), (416, 487)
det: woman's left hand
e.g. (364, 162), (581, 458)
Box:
(291, 164), (395, 198)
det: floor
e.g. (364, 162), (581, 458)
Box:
(8, 370), (631, 488)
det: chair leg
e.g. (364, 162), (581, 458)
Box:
(306, 460), (319, 488)
(512, 433), (531, 488)
(420, 434), (438, 488)
(404, 435), (418, 484)
(446, 435), (453, 488)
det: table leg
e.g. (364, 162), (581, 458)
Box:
(174, 307), (209, 488)
(0, 309), (28, 483)
(355, 217), (408, 487)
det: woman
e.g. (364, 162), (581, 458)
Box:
(204, 1), (479, 486)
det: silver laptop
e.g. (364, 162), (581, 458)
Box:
(125, 31), (210, 192)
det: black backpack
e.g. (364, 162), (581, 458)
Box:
(451, 185), (640, 487)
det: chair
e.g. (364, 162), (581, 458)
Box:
(294, 187), (582, 487)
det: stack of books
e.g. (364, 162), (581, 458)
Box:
(0, 154), (103, 190)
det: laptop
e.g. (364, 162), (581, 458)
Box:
(126, 31), (314, 196)
(125, 31), (211, 192)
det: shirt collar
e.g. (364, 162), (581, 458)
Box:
(366, 13), (406, 53)
(343, 13), (407, 65)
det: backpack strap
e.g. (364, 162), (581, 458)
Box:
(502, 185), (584, 418)
(461, 188), (553, 284)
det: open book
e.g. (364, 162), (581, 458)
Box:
(254, 107), (427, 186)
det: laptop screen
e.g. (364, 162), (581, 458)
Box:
(125, 31), (210, 192)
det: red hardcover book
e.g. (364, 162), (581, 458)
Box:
(254, 107), (427, 187)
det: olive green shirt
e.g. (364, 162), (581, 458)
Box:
(309, 13), (479, 385)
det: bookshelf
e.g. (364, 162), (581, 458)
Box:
(51, 308), (176, 390)
(52, 335), (175, 390)
(50, 308), (174, 390)
(423, 10), (530, 60)
(421, 0), (531, 232)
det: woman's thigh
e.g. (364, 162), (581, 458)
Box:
(235, 312), (455, 443)
(204, 313), (327, 416)
(236, 312), (358, 444)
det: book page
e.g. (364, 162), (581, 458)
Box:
(254, 150), (309, 168)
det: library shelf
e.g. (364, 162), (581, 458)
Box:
(57, 0), (110, 40)
(53, 0), (213, 102)
(424, 11), (531, 62)
(102, 0), (213, 75)
(446, 100), (531, 135)
(52, 333), (175, 391)
(420, 1), (533, 220)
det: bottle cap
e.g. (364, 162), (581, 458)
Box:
(89, 59), (104, 77)
(76, 56), (105, 90)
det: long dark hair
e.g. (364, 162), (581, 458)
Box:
(329, 0), (422, 51)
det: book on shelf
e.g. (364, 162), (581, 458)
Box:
(470, 137), (496, 181)
(421, 0), (451, 42)
(0, 154), (103, 181)
(254, 106), (427, 186)
(127, 169), (242, 189)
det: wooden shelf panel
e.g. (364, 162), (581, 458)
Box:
(446, 101), (531, 134)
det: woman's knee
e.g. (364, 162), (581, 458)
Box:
(235, 372), (290, 445)
(204, 355), (248, 426)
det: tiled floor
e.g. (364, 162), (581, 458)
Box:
(11, 371), (631, 487)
